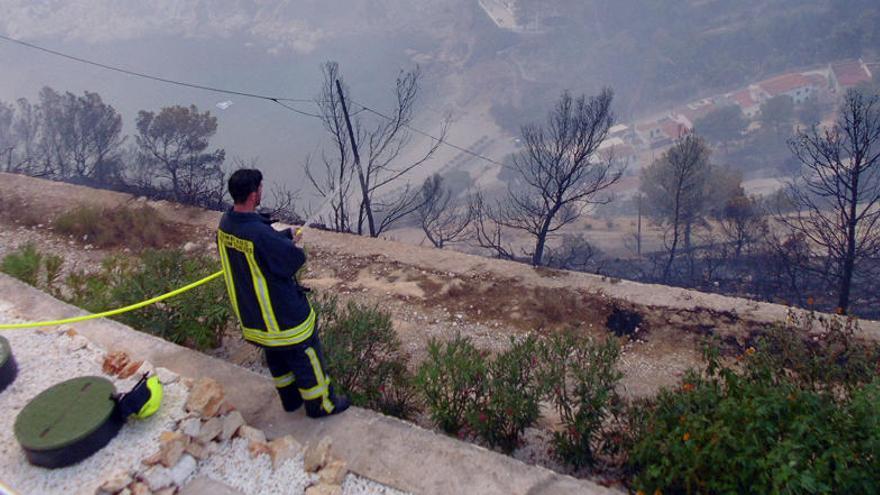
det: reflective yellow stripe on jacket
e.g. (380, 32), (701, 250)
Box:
(217, 230), (315, 347)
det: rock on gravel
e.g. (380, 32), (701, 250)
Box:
(168, 454), (198, 486)
(304, 436), (333, 473)
(267, 435), (302, 470)
(197, 417), (223, 444)
(185, 378), (225, 417)
(219, 411), (245, 442)
(319, 459), (348, 485)
(156, 367), (180, 384)
(97, 471), (133, 494)
(236, 425), (266, 444)
(179, 417), (202, 437)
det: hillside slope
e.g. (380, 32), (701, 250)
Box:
(2, 173), (877, 398)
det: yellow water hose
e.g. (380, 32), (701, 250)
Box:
(0, 271), (224, 330)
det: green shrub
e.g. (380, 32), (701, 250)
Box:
(53, 204), (184, 249)
(416, 334), (486, 434)
(65, 263), (115, 312)
(538, 329), (622, 468)
(1, 244), (66, 295)
(628, 316), (880, 494)
(65, 249), (229, 350)
(469, 335), (542, 453)
(1, 243), (42, 286)
(315, 295), (417, 419)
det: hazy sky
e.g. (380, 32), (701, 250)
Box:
(5, 0), (867, 210)
(0, 0), (473, 205)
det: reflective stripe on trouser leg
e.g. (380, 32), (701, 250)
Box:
(273, 372), (295, 389)
(265, 347), (303, 412)
(299, 347), (334, 414)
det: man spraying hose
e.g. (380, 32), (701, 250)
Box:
(217, 168), (349, 418)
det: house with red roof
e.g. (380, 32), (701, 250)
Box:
(758, 73), (817, 104)
(804, 73), (831, 92)
(676, 98), (717, 123)
(725, 86), (763, 119)
(635, 115), (691, 149)
(830, 60), (873, 92)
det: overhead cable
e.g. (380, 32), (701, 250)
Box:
(0, 33), (315, 105)
(0, 33), (505, 167)
(353, 102), (504, 166)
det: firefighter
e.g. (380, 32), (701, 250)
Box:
(217, 168), (349, 418)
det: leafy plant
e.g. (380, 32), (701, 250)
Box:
(469, 335), (541, 453)
(416, 333), (486, 434)
(316, 295), (417, 419)
(65, 249), (229, 350)
(1, 243), (42, 286)
(628, 314), (880, 494)
(538, 329), (622, 468)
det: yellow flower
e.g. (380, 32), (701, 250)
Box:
(682, 383), (695, 392)
(745, 347), (756, 356)
(682, 432), (691, 442)
(654, 490), (663, 495)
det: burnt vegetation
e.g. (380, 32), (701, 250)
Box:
(1, 70), (878, 319)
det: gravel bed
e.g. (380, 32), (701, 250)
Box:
(0, 302), (187, 495)
(198, 438), (409, 495)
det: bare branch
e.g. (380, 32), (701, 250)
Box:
(779, 89), (880, 312)
(486, 89), (623, 266)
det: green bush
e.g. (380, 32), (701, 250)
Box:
(65, 249), (229, 350)
(416, 334), (486, 434)
(469, 336), (542, 453)
(1, 243), (42, 286)
(315, 295), (417, 419)
(1, 244), (65, 295)
(628, 316), (880, 494)
(65, 263), (115, 312)
(538, 329), (622, 468)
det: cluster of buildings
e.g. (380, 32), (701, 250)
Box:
(603, 59), (874, 159)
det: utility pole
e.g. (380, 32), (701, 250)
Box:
(335, 79), (376, 237)
(637, 193), (642, 257)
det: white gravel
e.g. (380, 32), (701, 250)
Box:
(194, 438), (408, 495)
(341, 474), (410, 495)
(0, 301), (410, 495)
(194, 437), (314, 494)
(0, 304), (188, 495)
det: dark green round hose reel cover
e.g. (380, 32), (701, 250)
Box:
(0, 335), (16, 393)
(14, 376), (123, 468)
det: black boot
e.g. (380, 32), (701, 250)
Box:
(279, 389), (304, 412)
(305, 393), (350, 418)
